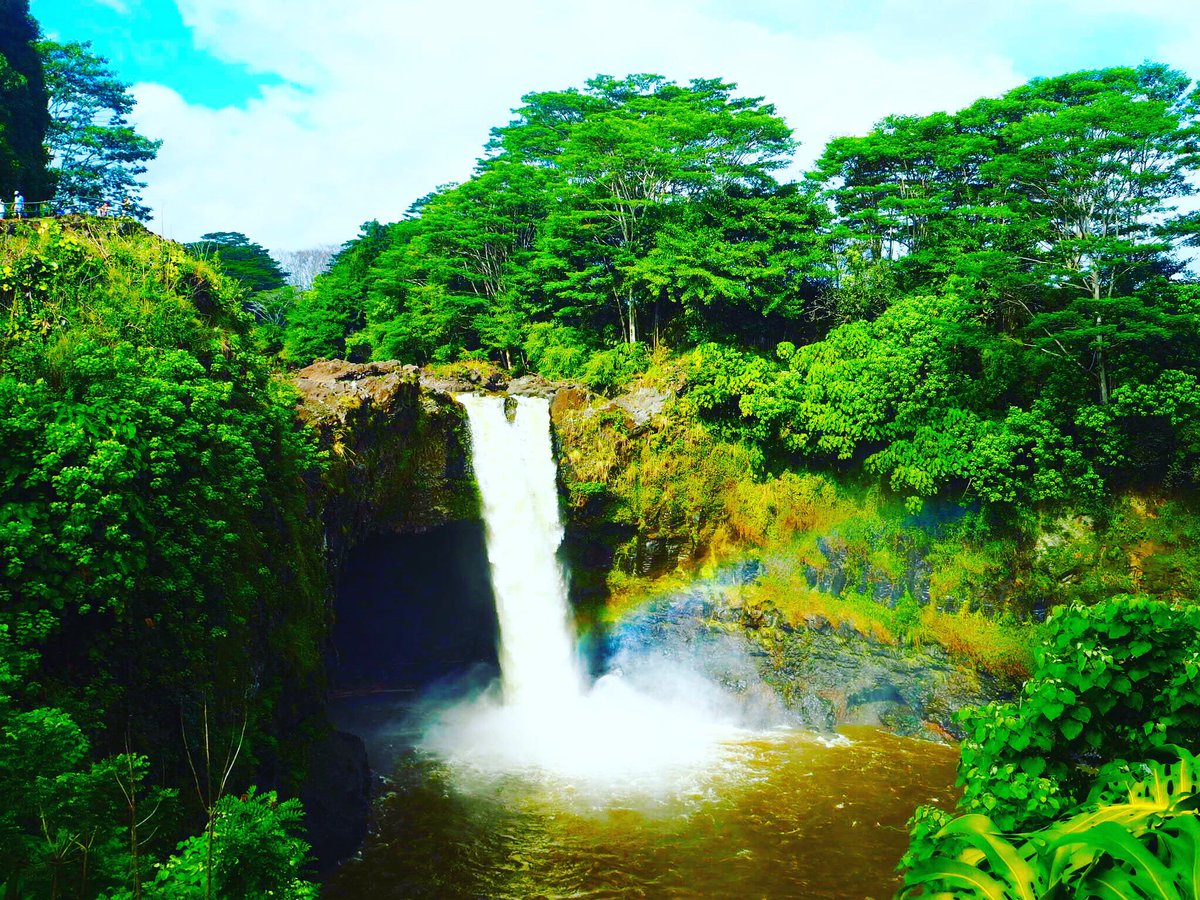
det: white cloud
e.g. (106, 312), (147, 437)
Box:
(93, 0), (131, 13)
(128, 0), (1197, 250)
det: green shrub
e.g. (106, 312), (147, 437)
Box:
(522, 322), (590, 381)
(136, 789), (315, 900)
(901, 749), (1200, 899)
(579, 342), (651, 394)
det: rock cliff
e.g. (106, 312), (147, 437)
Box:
(292, 360), (481, 564)
(291, 362), (1008, 747)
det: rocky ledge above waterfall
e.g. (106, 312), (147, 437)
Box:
(290, 359), (599, 557)
(292, 359), (481, 561)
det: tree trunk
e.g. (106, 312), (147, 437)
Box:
(1096, 314), (1108, 404)
(653, 294), (660, 350)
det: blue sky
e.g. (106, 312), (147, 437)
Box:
(33, 0), (284, 107)
(28, 0), (1200, 250)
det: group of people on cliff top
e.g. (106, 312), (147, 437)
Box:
(0, 191), (133, 220)
(0, 191), (25, 219)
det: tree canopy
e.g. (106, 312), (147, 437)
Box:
(186, 230), (289, 293)
(38, 39), (160, 217)
(0, 0), (51, 200)
(280, 64), (1200, 515)
(283, 74), (823, 367)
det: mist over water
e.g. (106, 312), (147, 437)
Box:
(420, 394), (756, 788)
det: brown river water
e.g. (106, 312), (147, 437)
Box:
(325, 724), (959, 900)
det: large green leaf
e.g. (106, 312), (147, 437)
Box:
(937, 814), (1042, 900)
(1156, 816), (1200, 897)
(1055, 822), (1180, 900)
(900, 858), (1014, 899)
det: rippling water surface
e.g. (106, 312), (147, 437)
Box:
(325, 723), (959, 900)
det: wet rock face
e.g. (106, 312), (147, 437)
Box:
(419, 367), (510, 395)
(629, 533), (696, 578)
(604, 563), (1002, 741)
(293, 358), (601, 566)
(805, 536), (934, 608)
(299, 730), (371, 870)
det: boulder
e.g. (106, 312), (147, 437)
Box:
(613, 386), (672, 426)
(507, 374), (560, 399)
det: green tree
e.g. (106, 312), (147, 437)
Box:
(493, 74), (798, 345)
(813, 64), (1200, 404)
(186, 231), (289, 294)
(985, 65), (1200, 404)
(361, 166), (555, 366)
(37, 40), (160, 217)
(0, 220), (327, 898)
(137, 789), (314, 900)
(627, 182), (829, 348)
(811, 109), (978, 276)
(0, 0), (52, 200)
(283, 219), (395, 365)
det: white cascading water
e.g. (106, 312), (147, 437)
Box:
(419, 393), (751, 789)
(454, 394), (584, 708)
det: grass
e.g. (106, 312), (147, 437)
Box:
(919, 606), (1039, 681)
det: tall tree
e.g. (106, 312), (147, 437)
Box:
(0, 0), (52, 200)
(626, 182), (830, 348)
(813, 63), (1200, 403)
(983, 66), (1200, 403)
(186, 231), (288, 294)
(407, 163), (553, 364)
(283, 220), (396, 364)
(493, 74), (798, 344)
(38, 40), (160, 217)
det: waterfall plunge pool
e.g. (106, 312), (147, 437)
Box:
(327, 395), (960, 897)
(325, 707), (959, 899)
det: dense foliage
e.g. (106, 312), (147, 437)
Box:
(902, 748), (1200, 898)
(283, 75), (824, 368)
(280, 65), (1200, 520)
(0, 219), (325, 897)
(901, 596), (1200, 895)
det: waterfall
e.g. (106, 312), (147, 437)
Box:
(455, 394), (583, 707)
(419, 391), (750, 787)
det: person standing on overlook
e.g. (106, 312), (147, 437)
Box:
(13, 192), (24, 218)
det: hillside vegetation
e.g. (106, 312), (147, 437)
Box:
(282, 66), (1200, 521)
(0, 218), (324, 898)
